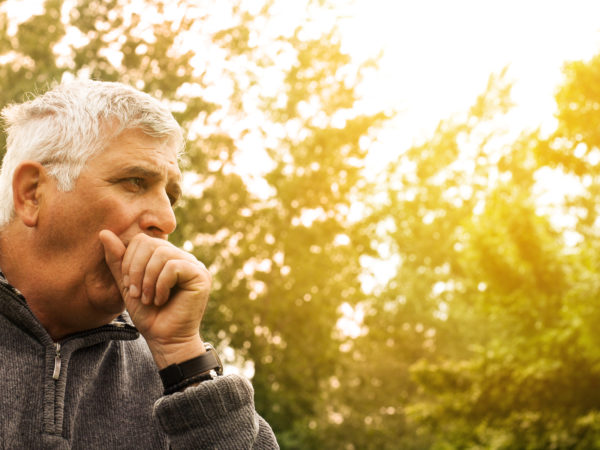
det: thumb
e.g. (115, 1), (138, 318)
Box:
(99, 230), (126, 292)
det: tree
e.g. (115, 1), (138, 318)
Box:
(353, 59), (600, 448)
(0, 0), (387, 447)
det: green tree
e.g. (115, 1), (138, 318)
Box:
(357, 60), (600, 448)
(0, 1), (386, 447)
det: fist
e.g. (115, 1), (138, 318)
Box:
(99, 230), (211, 367)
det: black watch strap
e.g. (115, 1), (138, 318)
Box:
(159, 343), (223, 392)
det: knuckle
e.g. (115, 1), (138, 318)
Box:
(154, 245), (172, 259)
(197, 260), (211, 278)
(186, 253), (200, 264)
(164, 259), (179, 271)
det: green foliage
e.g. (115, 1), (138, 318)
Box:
(4, 1), (600, 448)
(0, 0), (65, 154)
(359, 57), (600, 449)
(0, 0), (385, 447)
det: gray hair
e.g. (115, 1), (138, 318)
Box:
(0, 79), (184, 226)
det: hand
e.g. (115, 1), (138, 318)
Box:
(99, 230), (211, 368)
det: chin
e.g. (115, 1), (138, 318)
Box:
(102, 285), (127, 314)
(87, 278), (126, 317)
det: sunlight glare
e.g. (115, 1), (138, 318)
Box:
(339, 0), (600, 166)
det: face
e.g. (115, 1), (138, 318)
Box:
(37, 128), (182, 319)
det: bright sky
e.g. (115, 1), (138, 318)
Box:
(340, 0), (600, 168)
(333, 0), (600, 298)
(6, 0), (600, 170)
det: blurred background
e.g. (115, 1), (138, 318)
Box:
(2, 0), (600, 448)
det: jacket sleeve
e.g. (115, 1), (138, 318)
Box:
(153, 374), (279, 449)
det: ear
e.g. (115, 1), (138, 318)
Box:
(12, 161), (48, 227)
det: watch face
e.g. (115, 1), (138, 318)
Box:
(205, 343), (224, 376)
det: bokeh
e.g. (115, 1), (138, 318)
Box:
(2, 1), (600, 448)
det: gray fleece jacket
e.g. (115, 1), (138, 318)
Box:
(0, 277), (279, 449)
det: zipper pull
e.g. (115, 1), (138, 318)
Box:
(52, 343), (61, 380)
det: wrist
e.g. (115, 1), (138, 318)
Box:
(147, 334), (206, 369)
(159, 342), (224, 395)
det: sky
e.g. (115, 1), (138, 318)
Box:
(5, 0), (600, 174)
(329, 0), (600, 296)
(339, 0), (600, 168)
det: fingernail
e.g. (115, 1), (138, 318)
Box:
(142, 293), (149, 304)
(129, 284), (139, 298)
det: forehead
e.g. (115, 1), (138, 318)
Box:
(88, 129), (182, 181)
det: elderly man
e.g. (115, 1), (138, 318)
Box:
(0, 80), (278, 448)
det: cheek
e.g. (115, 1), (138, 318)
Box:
(97, 202), (142, 236)
(45, 190), (142, 248)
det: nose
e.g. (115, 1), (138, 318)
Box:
(139, 191), (177, 239)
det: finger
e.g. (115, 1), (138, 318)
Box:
(142, 246), (204, 305)
(121, 235), (142, 292)
(141, 246), (173, 306)
(126, 241), (156, 302)
(98, 230), (127, 295)
(154, 259), (210, 307)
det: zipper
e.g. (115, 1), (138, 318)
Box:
(52, 343), (61, 380)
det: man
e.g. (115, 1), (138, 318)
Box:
(0, 79), (278, 448)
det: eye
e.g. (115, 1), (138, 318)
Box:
(123, 177), (144, 190)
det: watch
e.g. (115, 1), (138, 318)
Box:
(159, 342), (224, 393)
